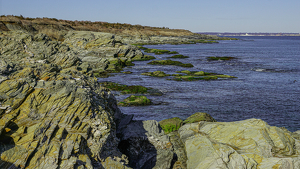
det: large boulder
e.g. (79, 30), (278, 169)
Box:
(179, 118), (300, 169)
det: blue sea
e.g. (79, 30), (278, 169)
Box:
(99, 36), (300, 132)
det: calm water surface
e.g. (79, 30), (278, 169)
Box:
(99, 36), (300, 131)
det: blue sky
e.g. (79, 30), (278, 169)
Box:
(0, 0), (299, 33)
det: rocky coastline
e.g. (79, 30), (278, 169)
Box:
(1, 16), (300, 169)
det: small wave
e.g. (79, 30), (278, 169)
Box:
(251, 68), (286, 73)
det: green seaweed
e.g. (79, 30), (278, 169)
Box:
(147, 60), (194, 67)
(118, 95), (151, 106)
(100, 82), (149, 94)
(141, 71), (170, 77)
(144, 48), (178, 55)
(167, 54), (189, 59)
(172, 70), (236, 81)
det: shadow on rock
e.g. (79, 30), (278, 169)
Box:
(0, 159), (19, 169)
(117, 115), (174, 169)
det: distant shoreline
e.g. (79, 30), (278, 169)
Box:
(197, 32), (300, 36)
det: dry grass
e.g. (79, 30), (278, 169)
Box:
(0, 15), (195, 37)
(38, 28), (66, 41)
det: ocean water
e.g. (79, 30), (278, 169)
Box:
(99, 36), (300, 132)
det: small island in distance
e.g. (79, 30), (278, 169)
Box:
(198, 32), (300, 36)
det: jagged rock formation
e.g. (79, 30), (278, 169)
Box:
(0, 30), (135, 168)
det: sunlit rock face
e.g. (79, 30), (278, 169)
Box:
(179, 119), (300, 169)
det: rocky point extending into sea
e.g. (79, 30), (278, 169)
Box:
(1, 16), (300, 169)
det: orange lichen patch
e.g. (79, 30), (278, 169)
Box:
(117, 53), (125, 57)
(4, 128), (11, 132)
(41, 76), (50, 81)
(166, 142), (173, 149)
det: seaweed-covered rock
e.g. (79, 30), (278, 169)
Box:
(147, 60), (194, 67)
(99, 82), (148, 94)
(118, 95), (151, 106)
(172, 70), (236, 81)
(99, 81), (162, 95)
(143, 48), (178, 55)
(183, 112), (216, 124)
(141, 71), (170, 77)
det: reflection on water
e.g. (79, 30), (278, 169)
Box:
(99, 36), (300, 131)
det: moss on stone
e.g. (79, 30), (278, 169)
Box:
(118, 95), (151, 106)
(147, 60), (194, 67)
(183, 112), (216, 124)
(159, 117), (183, 134)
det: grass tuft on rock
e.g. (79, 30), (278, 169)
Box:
(159, 117), (183, 134)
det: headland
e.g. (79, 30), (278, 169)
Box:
(1, 15), (300, 169)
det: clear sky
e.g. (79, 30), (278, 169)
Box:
(0, 0), (299, 33)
